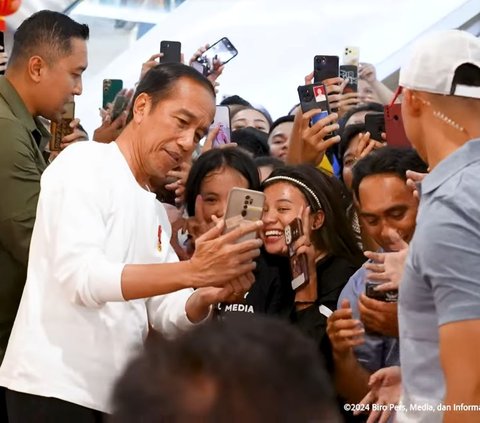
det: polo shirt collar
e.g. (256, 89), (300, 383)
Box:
(421, 138), (480, 195)
(0, 76), (50, 145)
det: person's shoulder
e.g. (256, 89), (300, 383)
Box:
(0, 114), (31, 141)
(317, 255), (360, 276)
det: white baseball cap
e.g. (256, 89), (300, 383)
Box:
(399, 30), (480, 99)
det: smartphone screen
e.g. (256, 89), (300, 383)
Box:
(102, 79), (123, 109)
(0, 31), (5, 76)
(211, 106), (231, 148)
(285, 217), (309, 290)
(384, 104), (411, 148)
(50, 102), (75, 151)
(339, 65), (358, 93)
(160, 40), (181, 64)
(313, 55), (339, 83)
(196, 37), (238, 76)
(223, 188), (265, 243)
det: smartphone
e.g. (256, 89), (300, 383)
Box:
(195, 37), (238, 76)
(339, 65), (358, 93)
(223, 188), (265, 243)
(102, 79), (123, 109)
(365, 112), (385, 142)
(211, 105), (231, 148)
(297, 83), (335, 139)
(160, 40), (181, 64)
(0, 31), (5, 76)
(50, 101), (75, 151)
(365, 281), (398, 303)
(313, 55), (339, 83)
(111, 95), (129, 121)
(285, 218), (309, 290)
(384, 103), (411, 148)
(343, 46), (360, 66)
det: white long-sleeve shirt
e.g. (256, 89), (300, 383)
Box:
(0, 141), (196, 413)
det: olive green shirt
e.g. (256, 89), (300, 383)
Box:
(0, 76), (50, 363)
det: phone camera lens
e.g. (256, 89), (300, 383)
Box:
(241, 210), (247, 217)
(246, 195), (250, 199)
(243, 205), (248, 209)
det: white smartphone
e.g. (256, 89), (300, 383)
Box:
(211, 105), (231, 148)
(223, 188), (265, 243)
(343, 46), (360, 66)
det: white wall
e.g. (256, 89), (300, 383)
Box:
(69, 0), (476, 136)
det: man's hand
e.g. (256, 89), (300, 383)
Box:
(327, 299), (365, 357)
(189, 44), (225, 84)
(190, 219), (263, 288)
(364, 233), (409, 292)
(355, 366), (402, 423)
(359, 62), (377, 83)
(355, 131), (385, 161)
(139, 53), (163, 81)
(185, 272), (255, 323)
(165, 161), (191, 207)
(59, 118), (88, 150)
(406, 170), (427, 200)
(93, 111), (128, 143)
(358, 294), (398, 337)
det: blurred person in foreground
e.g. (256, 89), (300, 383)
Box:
(112, 314), (341, 423)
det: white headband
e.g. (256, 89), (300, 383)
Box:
(263, 176), (322, 211)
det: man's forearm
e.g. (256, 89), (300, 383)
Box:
(121, 260), (199, 300)
(333, 350), (371, 403)
(444, 385), (480, 422)
(372, 80), (395, 105)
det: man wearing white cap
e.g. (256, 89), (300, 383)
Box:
(395, 30), (480, 422)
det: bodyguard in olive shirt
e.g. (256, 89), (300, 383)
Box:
(0, 10), (89, 367)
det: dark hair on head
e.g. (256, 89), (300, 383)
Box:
(338, 123), (366, 161)
(220, 95), (252, 107)
(231, 127), (270, 158)
(268, 115), (295, 136)
(231, 106), (273, 129)
(352, 147), (428, 200)
(254, 156), (284, 169)
(111, 314), (341, 423)
(451, 63), (480, 93)
(263, 165), (364, 266)
(9, 10), (89, 66)
(339, 102), (384, 130)
(184, 147), (260, 217)
(127, 63), (215, 124)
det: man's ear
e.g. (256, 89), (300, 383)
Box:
(28, 56), (45, 83)
(132, 93), (151, 124)
(403, 89), (424, 118)
(311, 210), (325, 230)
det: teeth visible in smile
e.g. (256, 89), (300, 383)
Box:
(265, 230), (283, 237)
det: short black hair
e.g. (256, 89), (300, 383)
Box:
(254, 156), (284, 169)
(220, 94), (251, 107)
(9, 10), (89, 66)
(184, 147), (260, 217)
(268, 115), (295, 136)
(127, 63), (215, 124)
(111, 314), (341, 423)
(231, 127), (270, 158)
(339, 102), (383, 130)
(352, 147), (428, 200)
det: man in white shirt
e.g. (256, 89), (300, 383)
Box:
(0, 62), (263, 421)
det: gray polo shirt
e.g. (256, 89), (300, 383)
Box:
(398, 138), (480, 422)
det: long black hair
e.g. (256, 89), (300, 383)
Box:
(263, 165), (364, 267)
(184, 148), (261, 217)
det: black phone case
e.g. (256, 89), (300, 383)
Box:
(365, 112), (385, 142)
(160, 41), (181, 64)
(0, 32), (5, 76)
(314, 55), (339, 83)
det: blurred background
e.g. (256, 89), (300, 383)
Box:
(4, 0), (480, 135)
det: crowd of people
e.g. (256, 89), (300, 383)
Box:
(0, 8), (480, 423)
